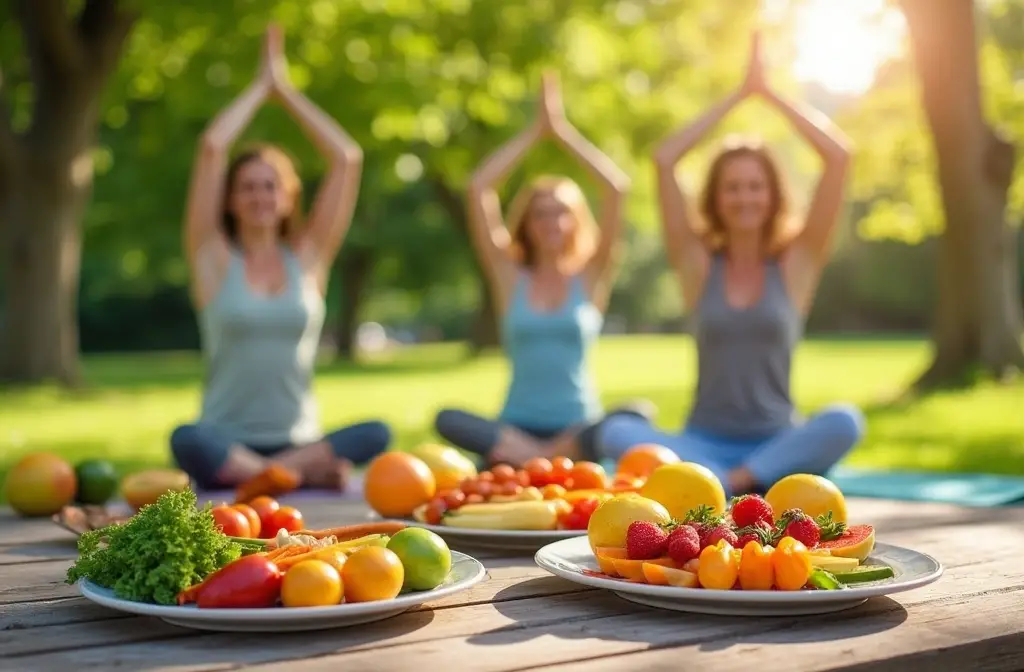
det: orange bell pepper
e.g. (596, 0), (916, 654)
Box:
(773, 536), (812, 591)
(738, 541), (775, 591)
(697, 539), (740, 590)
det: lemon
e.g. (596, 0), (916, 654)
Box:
(640, 462), (727, 519)
(410, 443), (477, 491)
(765, 474), (848, 524)
(586, 493), (670, 551)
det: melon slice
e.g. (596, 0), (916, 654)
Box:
(810, 554), (860, 572)
(594, 547), (628, 576)
(642, 563), (699, 588)
(612, 556), (675, 582)
(815, 524), (875, 562)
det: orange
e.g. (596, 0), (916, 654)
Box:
(611, 557), (675, 582)
(642, 564), (699, 587)
(281, 560), (343, 607)
(4, 453), (77, 517)
(616, 444), (680, 478)
(594, 547), (628, 576)
(342, 546), (405, 603)
(364, 452), (437, 518)
(569, 461), (608, 490)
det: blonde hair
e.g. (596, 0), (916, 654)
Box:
(222, 143), (304, 241)
(699, 137), (797, 257)
(504, 175), (599, 271)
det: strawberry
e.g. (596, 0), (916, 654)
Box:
(778, 509), (820, 547)
(666, 525), (701, 564)
(625, 521), (669, 560)
(729, 494), (774, 529)
(734, 520), (775, 548)
(701, 523), (738, 549)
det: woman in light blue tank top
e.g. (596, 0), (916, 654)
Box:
(594, 34), (864, 496)
(433, 73), (653, 466)
(168, 26), (390, 492)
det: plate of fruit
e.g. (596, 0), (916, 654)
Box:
(534, 470), (943, 616)
(364, 451), (647, 551)
(68, 489), (486, 631)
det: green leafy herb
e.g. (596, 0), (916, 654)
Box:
(66, 489), (242, 605)
(814, 512), (847, 541)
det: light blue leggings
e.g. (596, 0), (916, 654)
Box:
(596, 404), (865, 497)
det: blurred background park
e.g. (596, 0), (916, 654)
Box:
(0, 0), (1022, 489)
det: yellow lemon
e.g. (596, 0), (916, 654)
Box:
(410, 443), (478, 491)
(586, 493), (670, 551)
(640, 462), (727, 520)
(765, 474), (848, 524)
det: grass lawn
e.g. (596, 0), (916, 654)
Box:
(2, 335), (1022, 492)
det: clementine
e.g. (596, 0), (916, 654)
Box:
(364, 452), (437, 518)
(616, 444), (680, 478)
(568, 461), (608, 490)
(4, 452), (77, 517)
(342, 546), (405, 602)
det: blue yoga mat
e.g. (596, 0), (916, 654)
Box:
(826, 466), (1024, 507)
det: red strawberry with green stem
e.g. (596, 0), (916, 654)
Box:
(729, 494), (774, 529)
(625, 521), (669, 560)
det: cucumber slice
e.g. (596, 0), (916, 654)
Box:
(832, 565), (895, 584)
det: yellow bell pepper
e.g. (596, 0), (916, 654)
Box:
(697, 539), (739, 590)
(738, 541), (775, 591)
(773, 536), (812, 591)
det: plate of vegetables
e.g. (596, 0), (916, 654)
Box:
(67, 490), (486, 632)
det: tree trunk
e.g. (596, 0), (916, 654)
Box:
(333, 246), (374, 360)
(901, 0), (1024, 389)
(429, 176), (500, 352)
(0, 0), (135, 385)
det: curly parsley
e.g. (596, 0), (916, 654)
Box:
(66, 489), (241, 605)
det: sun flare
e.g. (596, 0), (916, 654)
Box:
(787, 0), (906, 95)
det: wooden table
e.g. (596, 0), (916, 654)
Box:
(3, 496), (1024, 671)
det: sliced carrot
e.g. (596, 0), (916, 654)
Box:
(296, 521), (407, 541)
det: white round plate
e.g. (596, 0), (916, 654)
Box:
(398, 520), (586, 552)
(534, 537), (942, 616)
(77, 550), (486, 632)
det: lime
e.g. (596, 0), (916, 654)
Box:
(75, 459), (119, 505)
(385, 527), (452, 591)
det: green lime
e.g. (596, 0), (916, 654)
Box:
(832, 565), (895, 584)
(75, 459), (119, 505)
(385, 527), (452, 591)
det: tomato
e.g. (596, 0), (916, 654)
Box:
(441, 490), (466, 510)
(192, 555), (283, 608)
(569, 462), (608, 490)
(460, 478), (480, 496)
(475, 480), (495, 500)
(491, 464), (516, 484)
(211, 505), (251, 538)
(232, 504), (262, 539)
(424, 498), (447, 524)
(513, 469), (531, 487)
(549, 457), (574, 486)
(477, 471), (495, 483)
(247, 496), (280, 538)
(500, 481), (523, 497)
(267, 506), (304, 536)
(464, 494), (485, 505)
(523, 457), (553, 487)
(541, 484), (567, 500)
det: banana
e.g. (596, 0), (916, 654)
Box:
(442, 500), (559, 530)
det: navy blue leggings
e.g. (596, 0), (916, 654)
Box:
(170, 421), (391, 489)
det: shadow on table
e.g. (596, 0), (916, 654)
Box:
(466, 579), (908, 651)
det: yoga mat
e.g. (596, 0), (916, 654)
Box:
(826, 466), (1024, 507)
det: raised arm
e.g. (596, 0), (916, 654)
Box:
(266, 27), (363, 290)
(541, 72), (631, 310)
(183, 41), (273, 307)
(466, 119), (543, 307)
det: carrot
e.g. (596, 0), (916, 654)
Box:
(296, 521), (407, 541)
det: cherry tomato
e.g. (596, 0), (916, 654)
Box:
(524, 457), (553, 487)
(248, 496), (280, 538)
(267, 505), (304, 536)
(441, 489), (467, 510)
(460, 478), (480, 496)
(191, 555), (284, 609)
(464, 494), (485, 504)
(211, 505), (251, 538)
(513, 469), (531, 487)
(491, 464), (516, 484)
(477, 471), (495, 483)
(571, 498), (600, 529)
(232, 504), (262, 539)
(541, 484), (567, 500)
(500, 481), (523, 497)
(569, 461), (608, 490)
(475, 480), (495, 500)
(424, 498), (448, 524)
(549, 457), (574, 486)
(560, 510), (585, 530)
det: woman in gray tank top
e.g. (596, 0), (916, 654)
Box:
(169, 26), (390, 492)
(592, 34), (864, 496)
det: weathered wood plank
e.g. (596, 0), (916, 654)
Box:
(0, 598), (132, 631)
(532, 586), (1024, 672)
(0, 543), (76, 566)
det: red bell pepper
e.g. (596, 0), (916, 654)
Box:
(177, 554), (283, 608)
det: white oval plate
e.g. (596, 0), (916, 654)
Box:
(78, 550), (486, 632)
(534, 536), (942, 616)
(398, 520), (586, 552)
